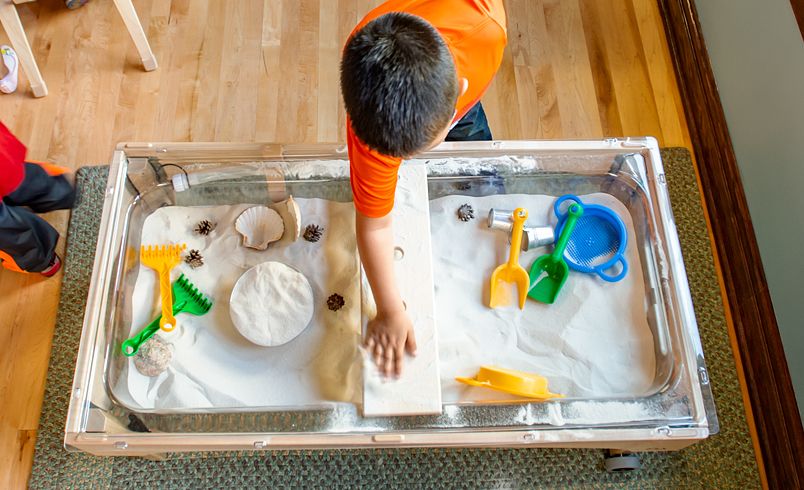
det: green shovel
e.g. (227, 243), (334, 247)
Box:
(121, 274), (212, 356)
(527, 204), (583, 304)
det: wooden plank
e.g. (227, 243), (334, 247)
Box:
(362, 164), (441, 416)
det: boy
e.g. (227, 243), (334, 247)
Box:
(340, 0), (507, 376)
(0, 122), (75, 276)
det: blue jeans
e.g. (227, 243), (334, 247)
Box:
(446, 103), (493, 141)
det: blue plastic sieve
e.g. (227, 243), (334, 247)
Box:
(553, 194), (628, 282)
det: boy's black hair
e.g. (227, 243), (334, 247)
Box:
(341, 12), (458, 157)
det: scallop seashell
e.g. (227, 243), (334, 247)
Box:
(235, 206), (285, 250)
(272, 196), (302, 241)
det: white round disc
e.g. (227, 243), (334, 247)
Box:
(229, 261), (314, 347)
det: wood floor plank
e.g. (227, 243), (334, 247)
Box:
(543, 0), (603, 138)
(87, 4), (128, 158)
(5, 275), (61, 429)
(0, 260), (63, 490)
(129, 0), (167, 144)
(0, 0), (692, 485)
(594, 0), (664, 140)
(577, 0), (624, 138)
(256, 0), (283, 141)
(216, 0), (263, 142)
(317, 0), (340, 143)
(512, 1), (562, 139)
(631, 0), (690, 147)
(484, 17), (523, 138)
(22, 2), (66, 160)
(0, 425), (36, 490)
(189, 0), (224, 141)
(276, 0), (320, 143)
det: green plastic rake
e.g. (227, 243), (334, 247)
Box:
(121, 274), (212, 356)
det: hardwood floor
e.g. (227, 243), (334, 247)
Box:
(0, 0), (690, 486)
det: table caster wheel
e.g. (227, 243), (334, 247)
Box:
(604, 449), (641, 472)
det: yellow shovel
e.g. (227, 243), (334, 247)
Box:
(489, 207), (530, 309)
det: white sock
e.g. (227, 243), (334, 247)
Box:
(0, 45), (19, 94)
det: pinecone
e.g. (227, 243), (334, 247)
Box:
(185, 249), (204, 268)
(194, 219), (216, 235)
(457, 203), (475, 222)
(303, 224), (324, 243)
(327, 293), (345, 312)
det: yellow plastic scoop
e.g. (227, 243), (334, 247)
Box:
(456, 365), (563, 400)
(140, 244), (186, 332)
(489, 208), (530, 309)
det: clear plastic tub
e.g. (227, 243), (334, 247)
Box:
(65, 138), (717, 456)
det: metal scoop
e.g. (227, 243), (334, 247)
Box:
(488, 208), (555, 251)
(489, 208), (530, 309)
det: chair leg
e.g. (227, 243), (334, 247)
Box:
(0, 1), (47, 97)
(112, 0), (157, 71)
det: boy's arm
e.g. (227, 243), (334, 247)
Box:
(355, 211), (417, 377)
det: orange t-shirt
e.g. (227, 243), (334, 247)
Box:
(347, 0), (507, 217)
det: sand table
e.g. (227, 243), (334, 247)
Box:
(115, 192), (655, 411)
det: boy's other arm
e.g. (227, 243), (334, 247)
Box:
(355, 210), (417, 377)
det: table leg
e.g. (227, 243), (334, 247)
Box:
(0, 0), (47, 97)
(112, 0), (158, 71)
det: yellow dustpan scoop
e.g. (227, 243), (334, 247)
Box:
(456, 365), (563, 400)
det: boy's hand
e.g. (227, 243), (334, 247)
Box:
(364, 309), (417, 377)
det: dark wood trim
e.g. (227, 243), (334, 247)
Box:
(791, 0), (804, 41)
(658, 0), (804, 488)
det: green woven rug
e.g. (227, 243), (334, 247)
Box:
(29, 149), (760, 489)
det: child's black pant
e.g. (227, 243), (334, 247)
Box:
(446, 103), (493, 141)
(0, 163), (75, 273)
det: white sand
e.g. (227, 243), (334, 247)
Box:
(229, 261), (315, 347)
(113, 199), (363, 411)
(116, 192), (655, 411)
(432, 193), (655, 402)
